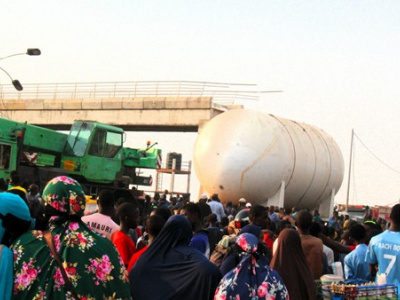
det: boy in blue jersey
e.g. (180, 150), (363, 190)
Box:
(344, 224), (371, 280)
(366, 204), (400, 290)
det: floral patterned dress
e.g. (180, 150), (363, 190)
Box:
(214, 233), (289, 300)
(11, 176), (131, 300)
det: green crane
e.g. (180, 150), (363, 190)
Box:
(0, 117), (161, 200)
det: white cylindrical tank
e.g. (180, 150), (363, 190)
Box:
(193, 109), (344, 212)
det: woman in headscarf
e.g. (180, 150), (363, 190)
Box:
(219, 224), (271, 276)
(0, 192), (31, 300)
(129, 214), (222, 300)
(214, 233), (289, 300)
(11, 176), (131, 299)
(270, 228), (317, 300)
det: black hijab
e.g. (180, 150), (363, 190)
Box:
(129, 214), (222, 300)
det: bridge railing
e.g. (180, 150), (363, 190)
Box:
(0, 81), (265, 105)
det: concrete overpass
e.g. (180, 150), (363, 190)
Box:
(0, 81), (249, 131)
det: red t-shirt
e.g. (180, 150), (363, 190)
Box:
(348, 244), (356, 251)
(136, 227), (143, 238)
(127, 245), (148, 272)
(263, 232), (274, 250)
(111, 230), (137, 267)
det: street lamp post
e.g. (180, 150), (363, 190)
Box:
(0, 48), (41, 91)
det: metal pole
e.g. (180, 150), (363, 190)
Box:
(345, 129), (354, 213)
(170, 158), (176, 193)
(186, 161), (191, 193)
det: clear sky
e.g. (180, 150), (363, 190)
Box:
(2, 1), (400, 206)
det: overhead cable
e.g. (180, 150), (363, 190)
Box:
(353, 132), (400, 175)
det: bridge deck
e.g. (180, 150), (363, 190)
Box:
(0, 81), (253, 130)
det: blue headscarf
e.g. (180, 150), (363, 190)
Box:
(0, 192), (31, 245)
(220, 225), (270, 276)
(130, 215), (222, 300)
(0, 192), (31, 300)
(215, 233), (289, 300)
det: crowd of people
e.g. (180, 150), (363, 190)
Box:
(1, 172), (400, 300)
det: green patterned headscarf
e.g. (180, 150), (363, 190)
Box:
(11, 176), (131, 300)
(42, 176), (86, 225)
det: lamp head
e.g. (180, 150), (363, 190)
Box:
(12, 80), (23, 91)
(26, 48), (41, 56)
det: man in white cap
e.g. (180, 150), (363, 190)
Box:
(198, 193), (211, 222)
(201, 193), (208, 201)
